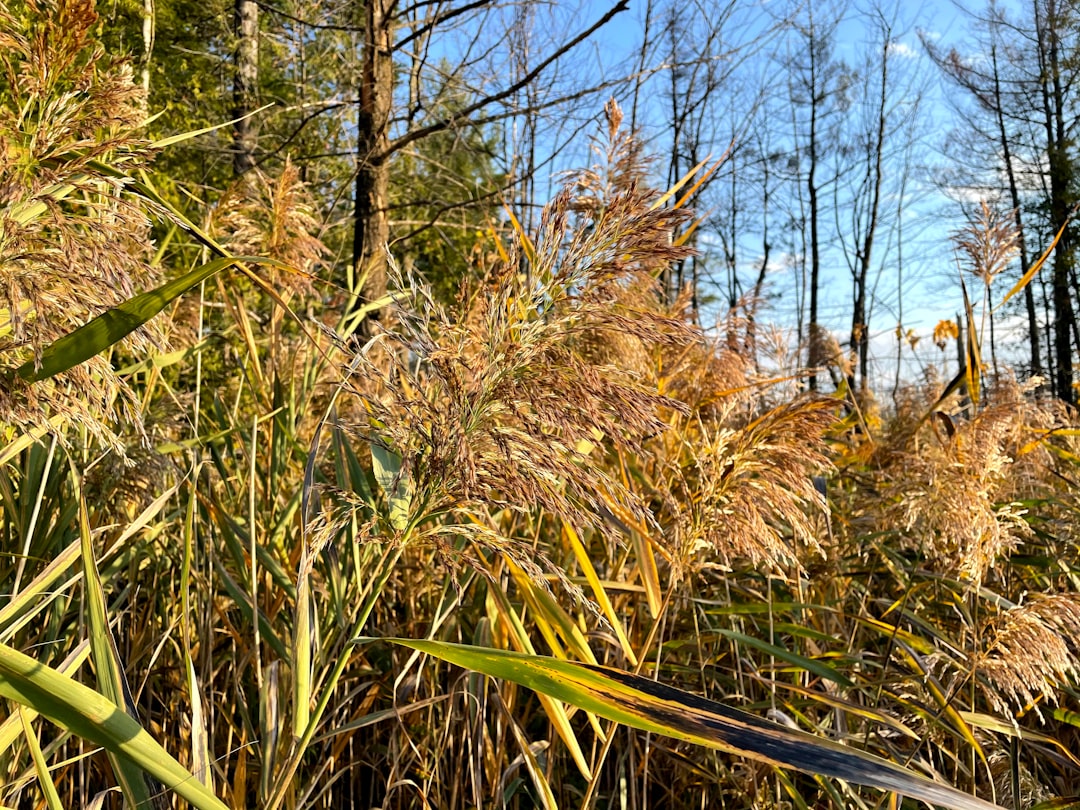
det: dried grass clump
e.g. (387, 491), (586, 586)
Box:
(664, 306), (759, 419)
(0, 0), (160, 447)
(660, 396), (834, 574)
(330, 182), (698, 580)
(978, 594), (1080, 720)
(984, 748), (1051, 810)
(209, 158), (329, 378)
(212, 158), (326, 286)
(85, 443), (174, 521)
(609, 299), (836, 576)
(882, 399), (1035, 582)
(981, 373), (1067, 500)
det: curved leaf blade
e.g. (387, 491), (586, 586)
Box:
(996, 214), (1069, 312)
(714, 628), (854, 688)
(16, 255), (287, 382)
(0, 642), (229, 810)
(381, 639), (1000, 810)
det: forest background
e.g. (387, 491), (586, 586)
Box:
(103, 0), (1080, 400)
(4, 0), (1080, 808)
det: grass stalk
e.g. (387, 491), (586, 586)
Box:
(265, 541), (405, 810)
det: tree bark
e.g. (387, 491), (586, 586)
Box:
(233, 0), (258, 177)
(1037, 0), (1076, 403)
(141, 0), (154, 95)
(353, 0), (394, 331)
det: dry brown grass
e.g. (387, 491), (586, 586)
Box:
(0, 0), (159, 447)
(212, 158), (326, 285)
(323, 181), (701, 589)
(855, 373), (1069, 586)
(5, 20), (1080, 806)
(885, 400), (1032, 582)
(662, 396), (835, 573)
(979, 593), (1080, 720)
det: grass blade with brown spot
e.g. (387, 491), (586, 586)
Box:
(380, 639), (1001, 810)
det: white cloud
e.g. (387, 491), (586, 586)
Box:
(887, 40), (918, 60)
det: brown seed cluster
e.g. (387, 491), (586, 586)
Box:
(979, 594), (1080, 720)
(324, 105), (837, 594)
(0, 0), (160, 448)
(336, 184), (697, 564)
(871, 375), (1066, 584)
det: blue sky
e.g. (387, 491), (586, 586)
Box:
(536, 0), (1038, 389)
(418, 0), (1037, 390)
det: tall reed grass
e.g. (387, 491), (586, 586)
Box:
(2, 4), (1079, 809)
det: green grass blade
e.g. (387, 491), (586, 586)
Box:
(381, 639), (1001, 810)
(0, 538), (80, 642)
(150, 103), (276, 149)
(212, 560), (290, 660)
(293, 571), (313, 741)
(713, 628), (854, 688)
(0, 642), (229, 810)
(20, 706), (64, 810)
(77, 483), (155, 809)
(15, 255), (286, 382)
(370, 440), (412, 531)
(0, 641), (89, 753)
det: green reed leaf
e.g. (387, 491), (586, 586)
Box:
(19, 707), (64, 810)
(78, 482), (156, 810)
(380, 639), (1001, 810)
(0, 641), (229, 810)
(713, 628), (854, 688)
(370, 440), (413, 531)
(15, 255), (288, 382)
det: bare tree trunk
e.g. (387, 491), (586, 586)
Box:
(233, 0), (258, 177)
(141, 0), (154, 95)
(353, 0), (394, 331)
(797, 4), (841, 391)
(849, 16), (890, 395)
(807, 50), (823, 391)
(663, 4), (683, 304)
(892, 172), (906, 405)
(926, 10), (1045, 380)
(658, 1), (734, 309)
(747, 139), (772, 366)
(987, 40), (1041, 378)
(338, 0), (627, 327)
(1036, 0), (1076, 403)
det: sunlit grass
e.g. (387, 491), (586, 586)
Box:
(2, 4), (1080, 810)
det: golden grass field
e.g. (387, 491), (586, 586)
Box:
(1, 3), (1079, 808)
